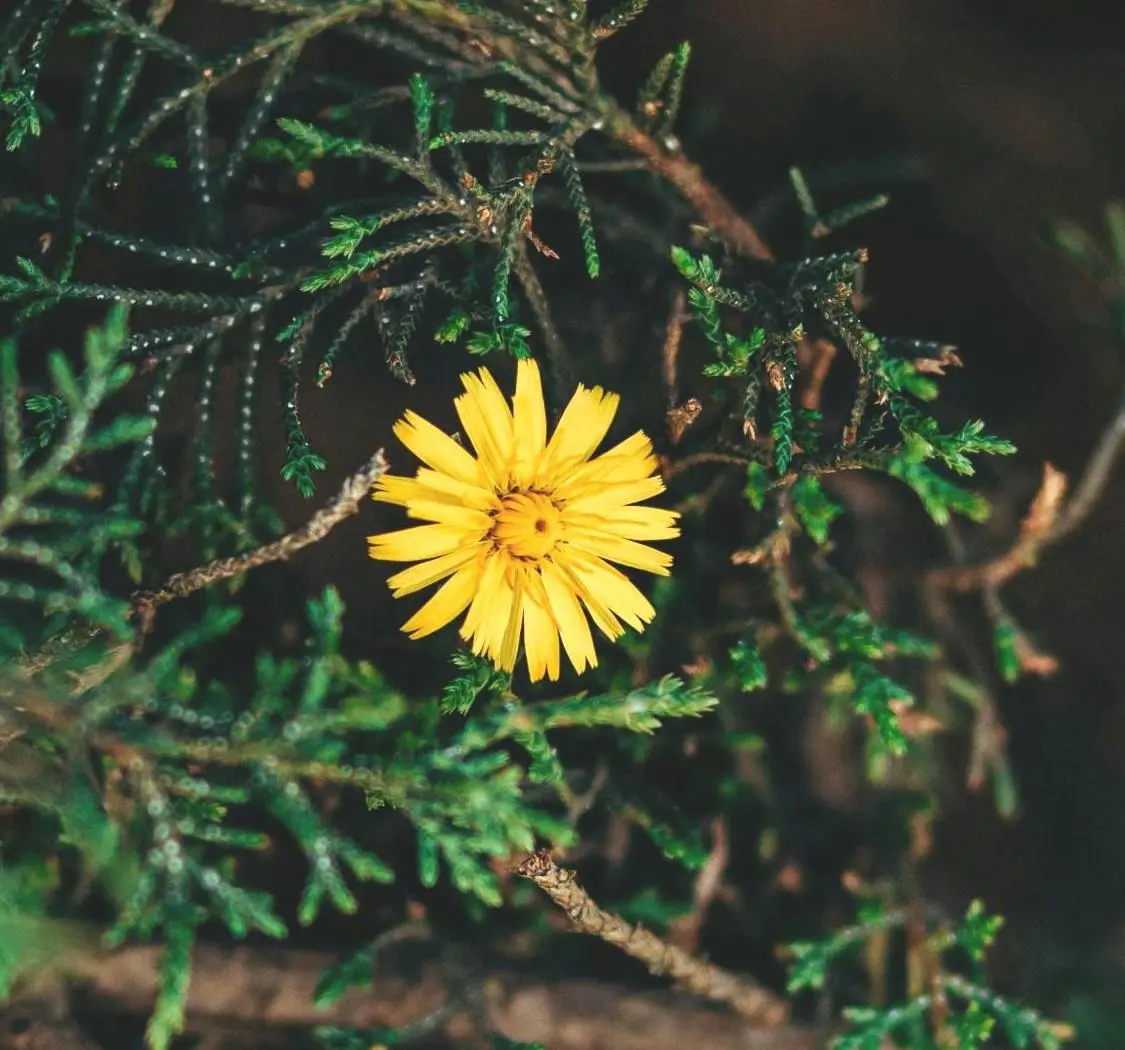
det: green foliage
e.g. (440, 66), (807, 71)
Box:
(788, 900), (1068, 1050)
(636, 40), (691, 139)
(791, 474), (842, 545)
(0, 861), (68, 998)
(1, 0), (634, 502)
(787, 901), (904, 994)
(615, 796), (709, 871)
(1, 568), (720, 1042)
(766, 583), (938, 756)
(670, 214), (1016, 756)
(957, 898), (1006, 962)
(788, 165), (890, 238)
(441, 650), (512, 715)
(672, 241), (1014, 506)
(598, 0), (652, 40)
(730, 636), (768, 691)
(0, 306), (150, 653)
(849, 662), (911, 756)
(987, 608), (1049, 691)
(743, 460), (771, 510)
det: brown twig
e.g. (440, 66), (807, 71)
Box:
(662, 286), (687, 409)
(927, 462), (1067, 593)
(1050, 386), (1125, 542)
(18, 453), (387, 679)
(611, 116), (775, 263)
(132, 451), (387, 610)
(930, 379), (1125, 597)
(46, 936), (822, 1050)
(671, 472), (729, 517)
(922, 528), (1016, 807)
(663, 451), (755, 480)
(574, 158), (650, 174)
(665, 447), (890, 486)
(516, 850), (789, 1027)
(796, 337), (838, 413)
(668, 815), (731, 954)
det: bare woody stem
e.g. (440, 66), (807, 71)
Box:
(516, 849), (789, 1027)
(928, 462), (1067, 593)
(132, 451), (386, 610)
(930, 376), (1125, 596)
(610, 118), (776, 264)
(42, 933), (824, 1050)
(1049, 386), (1125, 542)
(19, 453), (387, 677)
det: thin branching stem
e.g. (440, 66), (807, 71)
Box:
(517, 849), (789, 1027)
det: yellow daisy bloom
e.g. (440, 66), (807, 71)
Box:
(367, 357), (680, 682)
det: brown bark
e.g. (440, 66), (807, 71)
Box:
(53, 942), (821, 1050)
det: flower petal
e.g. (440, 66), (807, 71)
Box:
(539, 559), (597, 674)
(386, 544), (483, 597)
(562, 476), (668, 515)
(401, 563), (479, 639)
(512, 357), (547, 486)
(496, 570), (525, 673)
(561, 529), (674, 575)
(455, 367), (514, 487)
(557, 547), (655, 631)
(544, 383), (619, 473)
(559, 432), (659, 490)
(562, 505), (681, 542)
(523, 590), (560, 682)
(402, 500), (493, 531)
(393, 410), (482, 486)
(414, 467), (495, 508)
(460, 552), (508, 654)
(367, 523), (471, 562)
(551, 548), (626, 641)
(371, 474), (428, 508)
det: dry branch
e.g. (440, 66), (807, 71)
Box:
(516, 849), (789, 1027)
(132, 451), (387, 609)
(612, 119), (775, 263)
(928, 462), (1067, 592)
(18, 452), (387, 678)
(66, 941), (815, 1050)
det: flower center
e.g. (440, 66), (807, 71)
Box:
(492, 491), (561, 560)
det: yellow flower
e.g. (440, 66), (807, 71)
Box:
(367, 357), (680, 682)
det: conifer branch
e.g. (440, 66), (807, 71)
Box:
(593, 0), (650, 41)
(516, 850), (789, 1027)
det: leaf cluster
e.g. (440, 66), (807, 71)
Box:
(787, 900), (1070, 1050)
